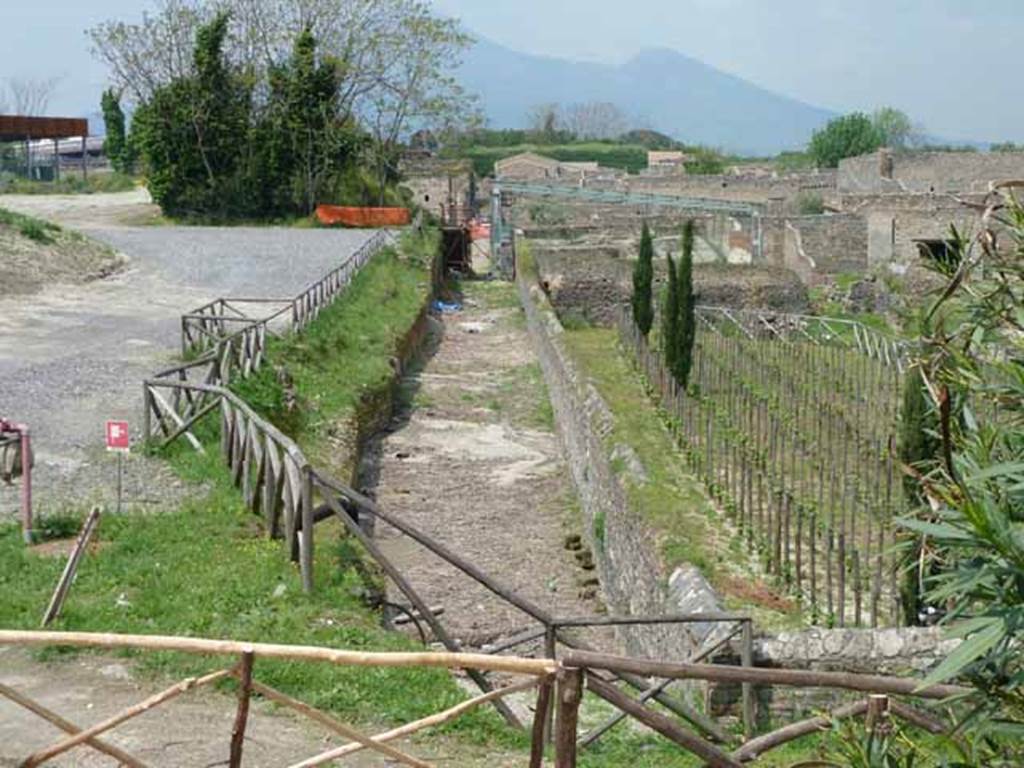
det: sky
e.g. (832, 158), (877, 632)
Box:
(1, 0), (1021, 144)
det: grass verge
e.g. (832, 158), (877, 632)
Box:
(0, 172), (137, 195)
(0, 205), (61, 243)
(233, 229), (438, 474)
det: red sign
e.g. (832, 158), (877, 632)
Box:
(105, 421), (130, 452)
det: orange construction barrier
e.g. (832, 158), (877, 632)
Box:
(315, 205), (411, 228)
(469, 220), (490, 241)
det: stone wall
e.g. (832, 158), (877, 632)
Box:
(624, 171), (837, 208)
(761, 214), (869, 280)
(518, 203), (758, 265)
(711, 626), (960, 722)
(841, 193), (980, 269)
(516, 262), (722, 660)
(531, 247), (809, 326)
(839, 150), (1024, 195)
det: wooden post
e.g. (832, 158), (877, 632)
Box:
(41, 507), (102, 626)
(53, 138), (60, 181)
(554, 667), (583, 768)
(229, 651), (254, 768)
(740, 619), (755, 739)
(300, 469), (314, 593)
(866, 694), (889, 734)
(544, 624), (557, 745)
(142, 385), (152, 445)
(81, 135), (88, 180)
(21, 429), (33, 545)
(530, 675), (554, 768)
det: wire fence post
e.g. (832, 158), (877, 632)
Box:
(741, 618), (755, 739)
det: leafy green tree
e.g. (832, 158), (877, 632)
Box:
(808, 113), (884, 168)
(632, 222), (654, 336)
(100, 88), (130, 173)
(133, 12), (251, 216)
(253, 27), (349, 216)
(872, 106), (916, 149)
(675, 220), (697, 388)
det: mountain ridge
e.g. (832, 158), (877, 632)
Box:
(457, 37), (837, 156)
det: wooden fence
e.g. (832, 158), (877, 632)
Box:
(619, 309), (906, 627)
(0, 630), (961, 767)
(178, 230), (391, 362)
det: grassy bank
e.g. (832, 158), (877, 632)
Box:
(0, 172), (137, 195)
(0, 230), (516, 746)
(561, 327), (800, 629)
(233, 228), (437, 475)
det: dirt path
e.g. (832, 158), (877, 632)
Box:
(0, 647), (339, 767)
(366, 279), (607, 650)
(0, 191), (379, 520)
(0, 647), (527, 767)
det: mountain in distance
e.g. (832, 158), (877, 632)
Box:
(457, 38), (837, 156)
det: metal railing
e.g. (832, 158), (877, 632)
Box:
(499, 180), (764, 217)
(695, 305), (910, 372)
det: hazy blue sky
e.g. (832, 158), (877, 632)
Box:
(3, 0), (1021, 143)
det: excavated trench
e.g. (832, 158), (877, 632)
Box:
(357, 279), (616, 654)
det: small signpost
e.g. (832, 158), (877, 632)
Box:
(105, 420), (130, 514)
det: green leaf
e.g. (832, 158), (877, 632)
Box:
(897, 517), (972, 541)
(918, 616), (1005, 689)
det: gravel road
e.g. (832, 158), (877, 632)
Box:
(0, 192), (379, 521)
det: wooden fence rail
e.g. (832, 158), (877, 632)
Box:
(0, 630), (958, 767)
(0, 630), (547, 768)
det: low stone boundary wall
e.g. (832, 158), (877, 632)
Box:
(516, 256), (723, 661)
(711, 626), (959, 722)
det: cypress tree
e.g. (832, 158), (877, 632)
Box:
(632, 222), (655, 335)
(662, 252), (680, 375)
(675, 220), (697, 388)
(100, 89), (127, 173)
(898, 363), (940, 624)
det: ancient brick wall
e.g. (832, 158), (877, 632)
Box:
(625, 171), (837, 207)
(840, 193), (980, 267)
(839, 150), (1024, 195)
(531, 247), (808, 326)
(760, 214), (869, 279)
(516, 267), (721, 660)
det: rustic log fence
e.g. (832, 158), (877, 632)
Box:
(0, 630), (550, 768)
(0, 630), (960, 767)
(618, 308), (906, 628)
(180, 231), (391, 358)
